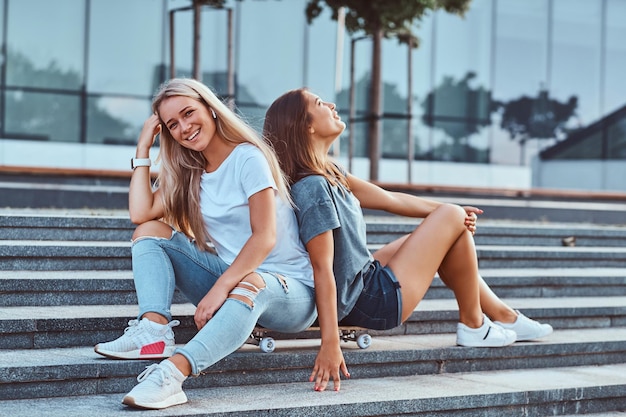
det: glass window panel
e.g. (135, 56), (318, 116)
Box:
(607, 118), (626, 160)
(605, 0), (626, 115)
(305, 5), (340, 102)
(492, 0), (549, 165)
(0, 1), (4, 84)
(88, 0), (163, 95)
(337, 38), (371, 116)
(490, 122), (523, 165)
(4, 90), (80, 142)
(381, 118), (409, 159)
(339, 120), (368, 158)
(428, 121), (489, 163)
(381, 39), (409, 116)
(411, 17), (435, 163)
(199, 7), (229, 89)
(86, 96), (151, 145)
(235, 104), (266, 135)
(550, 130), (603, 160)
(493, 0), (548, 100)
(6, 0), (85, 90)
(413, 124), (433, 161)
(168, 5), (194, 80)
(236, 0), (306, 106)
(433, 0), (493, 120)
(167, 4), (230, 94)
(551, 0), (602, 126)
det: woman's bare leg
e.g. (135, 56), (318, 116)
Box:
(373, 204), (483, 327)
(476, 278), (518, 323)
(374, 228), (518, 324)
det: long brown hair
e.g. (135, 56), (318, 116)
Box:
(153, 78), (291, 250)
(263, 88), (348, 189)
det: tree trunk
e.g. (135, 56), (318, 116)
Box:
(368, 27), (383, 181)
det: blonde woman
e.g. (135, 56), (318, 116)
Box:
(95, 79), (316, 409)
(264, 88), (552, 393)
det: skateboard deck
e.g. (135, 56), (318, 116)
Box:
(247, 324), (372, 353)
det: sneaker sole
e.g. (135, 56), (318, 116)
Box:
(514, 326), (554, 341)
(122, 391), (188, 410)
(456, 327), (517, 347)
(457, 339), (516, 347)
(94, 345), (176, 360)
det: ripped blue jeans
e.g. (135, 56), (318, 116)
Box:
(132, 230), (317, 375)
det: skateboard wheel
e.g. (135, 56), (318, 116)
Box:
(260, 337), (275, 353)
(357, 334), (371, 349)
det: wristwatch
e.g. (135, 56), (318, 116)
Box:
(131, 158), (151, 169)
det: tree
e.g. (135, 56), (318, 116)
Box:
(305, 0), (472, 180)
(493, 89), (578, 164)
(421, 71), (491, 161)
(336, 73), (418, 160)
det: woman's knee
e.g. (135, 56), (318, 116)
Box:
(433, 204), (466, 227)
(132, 220), (173, 241)
(228, 273), (266, 307)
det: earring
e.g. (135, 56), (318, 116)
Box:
(210, 108), (217, 119)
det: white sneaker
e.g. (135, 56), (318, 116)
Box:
(495, 310), (553, 341)
(456, 315), (516, 347)
(122, 360), (188, 410)
(94, 318), (180, 359)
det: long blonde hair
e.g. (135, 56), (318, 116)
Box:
(153, 78), (290, 250)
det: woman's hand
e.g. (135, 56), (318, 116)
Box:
(462, 206), (483, 235)
(310, 343), (350, 392)
(136, 114), (162, 154)
(194, 286), (229, 330)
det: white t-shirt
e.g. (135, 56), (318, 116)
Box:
(199, 143), (313, 287)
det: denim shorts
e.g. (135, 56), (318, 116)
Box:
(340, 260), (403, 330)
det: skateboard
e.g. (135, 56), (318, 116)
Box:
(247, 325), (372, 353)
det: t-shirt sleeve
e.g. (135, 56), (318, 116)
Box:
(239, 146), (277, 198)
(291, 176), (341, 245)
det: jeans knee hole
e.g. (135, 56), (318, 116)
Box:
(227, 295), (255, 309)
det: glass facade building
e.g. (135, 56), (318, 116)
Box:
(0, 0), (624, 186)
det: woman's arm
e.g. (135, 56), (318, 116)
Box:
(306, 231), (350, 392)
(193, 187), (276, 329)
(129, 114), (165, 224)
(346, 173), (482, 231)
(346, 173), (441, 218)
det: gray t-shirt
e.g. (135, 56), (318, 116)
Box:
(291, 174), (374, 320)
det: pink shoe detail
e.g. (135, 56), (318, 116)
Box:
(140, 341), (166, 355)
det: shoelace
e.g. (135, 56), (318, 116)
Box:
(137, 364), (171, 386)
(123, 319), (140, 334)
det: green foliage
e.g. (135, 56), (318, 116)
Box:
(493, 90), (578, 142)
(421, 72), (491, 141)
(305, 0), (472, 45)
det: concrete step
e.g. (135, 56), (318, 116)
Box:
(367, 220), (626, 248)
(0, 213), (134, 241)
(2, 298), (624, 350)
(2, 269), (626, 307)
(0, 328), (624, 402)
(0, 180), (129, 210)
(1, 362), (625, 416)
(3, 240), (626, 271)
(3, 213), (626, 247)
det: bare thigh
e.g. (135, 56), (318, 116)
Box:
(132, 220), (173, 240)
(373, 204), (467, 321)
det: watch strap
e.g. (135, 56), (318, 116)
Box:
(131, 158), (152, 169)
